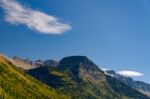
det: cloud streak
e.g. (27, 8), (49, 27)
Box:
(0, 0), (71, 34)
(117, 70), (144, 77)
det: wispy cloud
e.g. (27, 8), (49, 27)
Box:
(0, 0), (71, 34)
(117, 70), (144, 77)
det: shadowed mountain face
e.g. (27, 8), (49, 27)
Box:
(0, 55), (69, 99)
(28, 56), (150, 99)
(104, 70), (150, 97)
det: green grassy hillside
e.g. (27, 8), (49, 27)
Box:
(0, 55), (70, 99)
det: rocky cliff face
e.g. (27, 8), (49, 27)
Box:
(58, 56), (106, 83)
(12, 56), (58, 70)
(12, 56), (39, 70)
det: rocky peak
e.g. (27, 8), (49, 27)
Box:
(43, 59), (58, 67)
(58, 56), (106, 83)
(59, 56), (98, 69)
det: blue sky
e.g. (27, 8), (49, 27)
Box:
(0, 0), (150, 83)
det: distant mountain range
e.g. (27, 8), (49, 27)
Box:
(104, 69), (150, 97)
(0, 54), (150, 99)
(12, 56), (58, 70)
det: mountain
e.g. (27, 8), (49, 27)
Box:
(43, 59), (58, 67)
(28, 56), (149, 99)
(12, 56), (58, 70)
(12, 56), (40, 70)
(2, 54), (149, 99)
(0, 55), (69, 99)
(104, 70), (150, 97)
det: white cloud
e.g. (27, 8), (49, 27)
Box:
(117, 70), (144, 77)
(0, 0), (71, 34)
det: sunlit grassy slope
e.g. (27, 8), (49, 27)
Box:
(0, 55), (70, 99)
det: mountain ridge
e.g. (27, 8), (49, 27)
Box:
(11, 56), (58, 70)
(28, 56), (149, 99)
(1, 54), (149, 99)
(104, 69), (150, 97)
